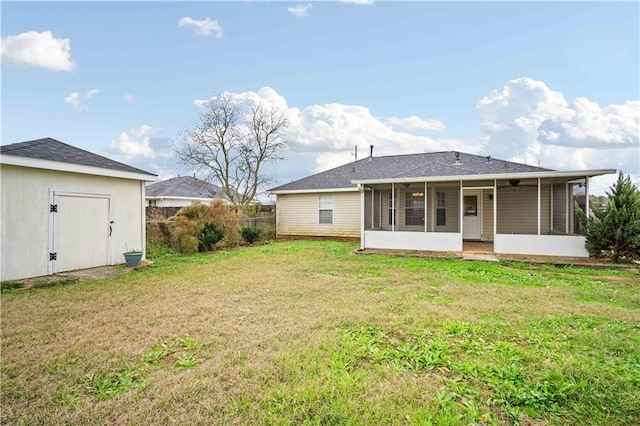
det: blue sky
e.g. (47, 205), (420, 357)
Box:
(2, 1), (639, 198)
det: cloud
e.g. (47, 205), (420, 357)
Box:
(194, 87), (471, 174)
(288, 3), (313, 17)
(1, 30), (74, 71)
(477, 77), (639, 193)
(339, 0), (374, 4)
(178, 16), (223, 37)
(64, 88), (99, 110)
(124, 94), (135, 103)
(386, 115), (446, 131)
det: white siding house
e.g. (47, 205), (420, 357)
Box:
(270, 150), (616, 258)
(1, 138), (156, 281)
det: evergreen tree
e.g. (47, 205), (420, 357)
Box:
(577, 171), (640, 262)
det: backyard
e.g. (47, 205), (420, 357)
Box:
(1, 241), (639, 425)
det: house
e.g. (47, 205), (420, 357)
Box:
(269, 149), (616, 257)
(145, 176), (230, 207)
(0, 138), (156, 281)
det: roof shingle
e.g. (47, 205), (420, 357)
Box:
(0, 137), (155, 176)
(146, 176), (229, 200)
(270, 151), (552, 192)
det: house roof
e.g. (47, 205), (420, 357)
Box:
(269, 151), (552, 192)
(0, 137), (155, 177)
(146, 176), (230, 201)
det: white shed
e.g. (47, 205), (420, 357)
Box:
(0, 138), (156, 281)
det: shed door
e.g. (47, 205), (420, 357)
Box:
(52, 193), (111, 273)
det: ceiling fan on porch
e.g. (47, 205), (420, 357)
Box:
(496, 179), (538, 190)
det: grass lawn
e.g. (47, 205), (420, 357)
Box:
(2, 240), (639, 425)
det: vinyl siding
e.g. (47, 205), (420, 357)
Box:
(482, 189), (494, 241)
(552, 183), (568, 233)
(276, 192), (360, 238)
(496, 185), (551, 235)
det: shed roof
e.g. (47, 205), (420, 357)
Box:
(146, 176), (230, 201)
(0, 138), (155, 176)
(270, 151), (551, 192)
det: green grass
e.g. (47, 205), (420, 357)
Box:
(1, 240), (638, 424)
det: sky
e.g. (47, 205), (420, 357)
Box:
(2, 1), (639, 200)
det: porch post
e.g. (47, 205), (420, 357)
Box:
(550, 184), (554, 232)
(565, 182), (569, 233)
(459, 180), (463, 235)
(424, 181), (428, 233)
(585, 177), (590, 219)
(493, 179), (497, 242)
(537, 177), (541, 235)
(359, 184), (365, 250)
(371, 187), (375, 229)
(391, 183), (395, 232)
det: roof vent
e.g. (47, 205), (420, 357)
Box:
(454, 151), (461, 165)
(486, 155), (492, 163)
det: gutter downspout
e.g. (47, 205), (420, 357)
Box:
(359, 184), (365, 250)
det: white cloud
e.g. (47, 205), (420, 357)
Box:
(107, 125), (157, 161)
(477, 77), (639, 193)
(386, 115), (446, 131)
(1, 30), (74, 71)
(124, 94), (135, 103)
(194, 87), (472, 174)
(64, 88), (99, 110)
(339, 0), (374, 4)
(178, 16), (223, 37)
(288, 3), (313, 18)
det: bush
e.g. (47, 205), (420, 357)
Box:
(577, 171), (640, 262)
(171, 199), (242, 253)
(179, 235), (199, 254)
(241, 226), (262, 244)
(198, 223), (225, 251)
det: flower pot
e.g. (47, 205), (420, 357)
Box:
(123, 252), (143, 267)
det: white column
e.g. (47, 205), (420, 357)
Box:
(391, 183), (395, 232)
(359, 185), (365, 250)
(459, 180), (463, 235)
(565, 182), (569, 233)
(424, 182), (428, 233)
(537, 178), (541, 235)
(371, 187), (375, 229)
(585, 177), (590, 219)
(550, 184), (554, 232)
(141, 181), (146, 260)
(493, 179), (497, 240)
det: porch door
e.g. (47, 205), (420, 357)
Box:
(463, 190), (482, 240)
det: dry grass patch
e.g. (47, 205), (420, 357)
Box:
(2, 241), (639, 425)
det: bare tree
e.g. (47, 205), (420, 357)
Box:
(176, 93), (289, 207)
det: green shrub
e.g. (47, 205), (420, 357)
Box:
(179, 235), (199, 254)
(577, 171), (640, 262)
(198, 222), (225, 252)
(241, 226), (262, 244)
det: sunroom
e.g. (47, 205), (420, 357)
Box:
(355, 170), (615, 257)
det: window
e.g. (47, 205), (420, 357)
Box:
(319, 194), (333, 224)
(405, 191), (425, 226)
(436, 191), (446, 226)
(388, 192), (396, 225)
(149, 199), (157, 207)
(464, 195), (477, 216)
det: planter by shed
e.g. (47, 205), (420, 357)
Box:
(123, 252), (143, 267)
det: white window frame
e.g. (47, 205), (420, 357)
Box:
(319, 194), (333, 224)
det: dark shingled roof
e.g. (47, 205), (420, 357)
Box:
(146, 176), (230, 201)
(0, 137), (155, 176)
(270, 151), (553, 191)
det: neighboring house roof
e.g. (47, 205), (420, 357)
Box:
(146, 176), (230, 201)
(0, 137), (155, 177)
(270, 151), (553, 193)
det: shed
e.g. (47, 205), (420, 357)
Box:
(0, 138), (156, 281)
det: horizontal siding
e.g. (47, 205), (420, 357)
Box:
(552, 183), (567, 233)
(277, 192), (360, 238)
(496, 185), (551, 235)
(482, 189), (494, 241)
